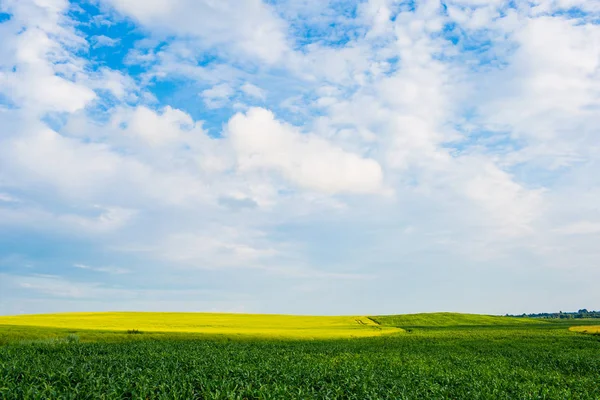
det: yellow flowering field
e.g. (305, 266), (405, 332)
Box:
(0, 312), (403, 339)
(569, 325), (600, 334)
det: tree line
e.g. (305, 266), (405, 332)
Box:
(507, 309), (600, 319)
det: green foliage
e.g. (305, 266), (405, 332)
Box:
(1, 320), (599, 399)
(65, 333), (79, 344)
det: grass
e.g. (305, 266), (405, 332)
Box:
(370, 312), (542, 328)
(1, 312), (599, 399)
(0, 312), (402, 339)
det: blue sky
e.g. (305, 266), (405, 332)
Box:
(1, 0), (599, 316)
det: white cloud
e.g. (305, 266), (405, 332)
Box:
(90, 34), (120, 48)
(90, 68), (139, 101)
(1, 29), (96, 113)
(201, 83), (234, 109)
(74, 263), (130, 274)
(104, 0), (289, 63)
(241, 83), (266, 100)
(290, 44), (372, 84)
(1, 122), (128, 197)
(228, 108), (384, 194)
(113, 105), (197, 146)
(0, 1), (96, 114)
(0, 114), (217, 208)
(462, 162), (543, 235)
(358, 0), (396, 38)
(476, 16), (600, 167)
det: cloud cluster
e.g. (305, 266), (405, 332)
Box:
(1, 0), (599, 315)
(228, 108), (384, 194)
(104, 0), (289, 63)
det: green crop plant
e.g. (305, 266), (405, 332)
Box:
(1, 313), (599, 399)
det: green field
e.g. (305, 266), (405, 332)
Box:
(1, 312), (599, 399)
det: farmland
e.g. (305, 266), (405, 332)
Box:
(0, 312), (401, 339)
(570, 325), (600, 335)
(1, 312), (600, 399)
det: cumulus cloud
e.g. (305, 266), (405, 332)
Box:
(1, 28), (96, 113)
(0, 0), (96, 114)
(113, 105), (197, 146)
(228, 108), (384, 194)
(201, 83), (234, 109)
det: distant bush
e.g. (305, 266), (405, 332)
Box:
(127, 329), (142, 334)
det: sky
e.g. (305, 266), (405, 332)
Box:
(0, 0), (599, 316)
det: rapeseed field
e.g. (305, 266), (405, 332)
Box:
(0, 312), (401, 339)
(570, 325), (600, 334)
